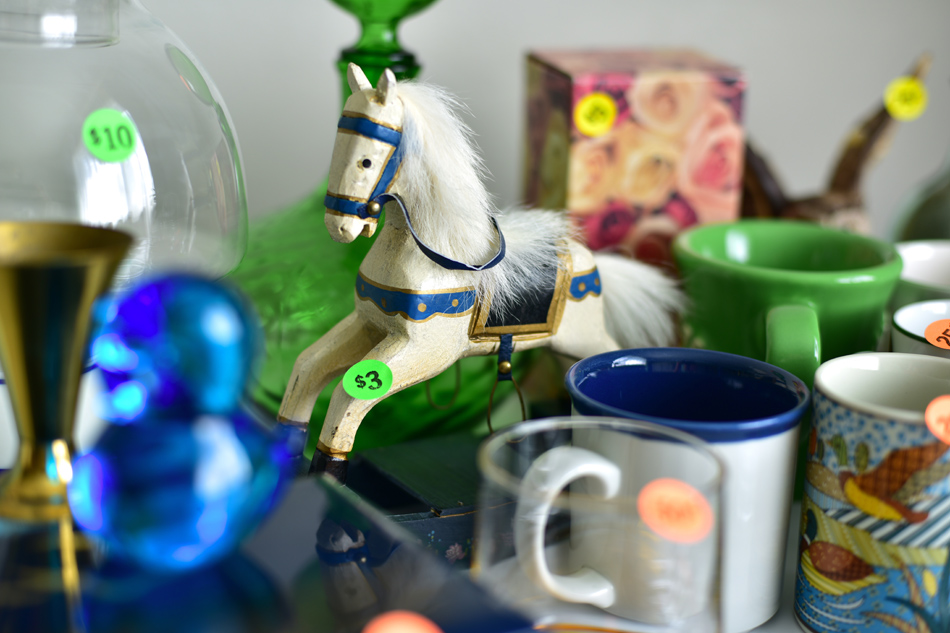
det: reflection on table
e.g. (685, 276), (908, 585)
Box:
(0, 475), (532, 633)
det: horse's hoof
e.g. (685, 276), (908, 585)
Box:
(309, 449), (349, 484)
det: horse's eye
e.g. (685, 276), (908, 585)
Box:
(360, 158), (372, 169)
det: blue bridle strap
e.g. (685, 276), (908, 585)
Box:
(324, 113), (506, 272)
(336, 115), (403, 146)
(325, 115), (404, 220)
(324, 194), (368, 218)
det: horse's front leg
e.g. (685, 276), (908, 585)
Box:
(312, 332), (463, 481)
(278, 311), (382, 431)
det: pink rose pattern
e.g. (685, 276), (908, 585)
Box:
(566, 72), (745, 269)
(676, 100), (744, 223)
(577, 202), (639, 251)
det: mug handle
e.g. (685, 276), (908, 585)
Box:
(766, 304), (821, 390)
(514, 446), (621, 609)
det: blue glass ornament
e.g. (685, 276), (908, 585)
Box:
(92, 274), (262, 420)
(68, 407), (293, 573)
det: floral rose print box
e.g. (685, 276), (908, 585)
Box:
(524, 49), (745, 268)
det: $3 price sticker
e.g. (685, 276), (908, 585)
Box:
(83, 109), (138, 163)
(638, 477), (714, 544)
(343, 359), (393, 400)
(926, 396), (950, 446)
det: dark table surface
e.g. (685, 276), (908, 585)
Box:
(0, 474), (532, 633)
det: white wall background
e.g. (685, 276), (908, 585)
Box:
(143, 0), (950, 238)
(2, 1), (949, 467)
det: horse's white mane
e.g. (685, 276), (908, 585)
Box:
(395, 80), (571, 315)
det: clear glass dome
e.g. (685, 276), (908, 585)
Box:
(0, 0), (247, 284)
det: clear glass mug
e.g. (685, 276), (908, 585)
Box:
(473, 416), (724, 633)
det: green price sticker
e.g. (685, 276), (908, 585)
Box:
(343, 359), (393, 400)
(83, 108), (138, 162)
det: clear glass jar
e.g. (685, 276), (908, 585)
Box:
(0, 0), (247, 284)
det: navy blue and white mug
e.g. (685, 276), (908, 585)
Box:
(566, 348), (810, 633)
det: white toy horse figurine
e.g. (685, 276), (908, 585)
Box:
(279, 64), (684, 479)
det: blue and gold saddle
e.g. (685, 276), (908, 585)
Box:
(355, 253), (601, 340)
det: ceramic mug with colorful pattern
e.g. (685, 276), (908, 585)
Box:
(796, 352), (950, 633)
(672, 219), (902, 389)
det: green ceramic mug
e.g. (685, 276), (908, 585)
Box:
(672, 220), (902, 389)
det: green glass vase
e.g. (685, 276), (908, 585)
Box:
(329, 0), (438, 101)
(228, 0), (516, 458)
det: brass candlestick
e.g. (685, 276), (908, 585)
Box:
(0, 222), (131, 523)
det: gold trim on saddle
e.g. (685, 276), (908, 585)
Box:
(469, 250), (572, 341)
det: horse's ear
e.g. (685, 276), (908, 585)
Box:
(376, 69), (397, 105)
(347, 64), (372, 94)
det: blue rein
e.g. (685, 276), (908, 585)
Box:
(324, 113), (506, 273)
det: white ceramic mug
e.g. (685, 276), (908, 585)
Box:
(892, 299), (950, 359)
(565, 348), (811, 633)
(475, 417), (724, 632)
(892, 240), (950, 310)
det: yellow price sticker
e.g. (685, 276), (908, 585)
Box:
(884, 76), (928, 121)
(574, 92), (617, 137)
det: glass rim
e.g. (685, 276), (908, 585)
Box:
(565, 348), (810, 442)
(895, 240), (950, 290)
(477, 416), (726, 501)
(673, 219), (901, 281)
(893, 299), (950, 343)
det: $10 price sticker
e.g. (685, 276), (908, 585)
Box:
(637, 477), (714, 544)
(83, 108), (138, 163)
(343, 359), (393, 400)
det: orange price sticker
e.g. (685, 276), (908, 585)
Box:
(925, 319), (950, 350)
(926, 396), (950, 445)
(362, 610), (443, 633)
(638, 478), (714, 544)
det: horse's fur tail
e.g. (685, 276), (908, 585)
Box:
(595, 253), (686, 349)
